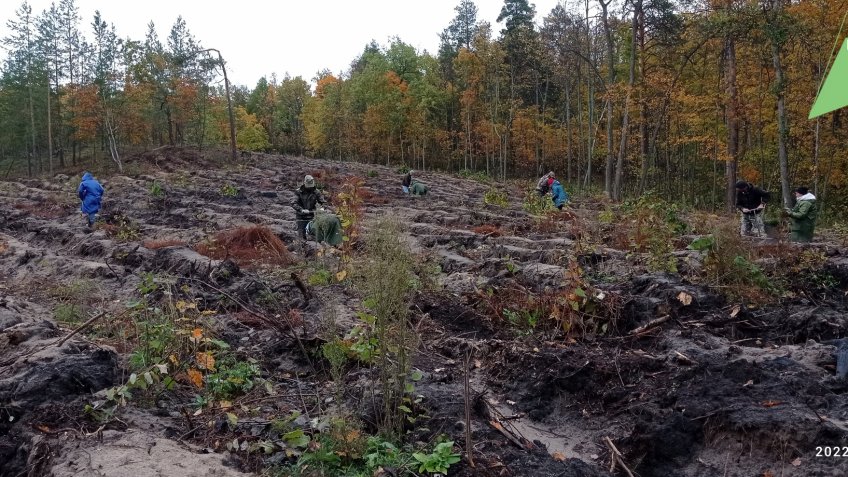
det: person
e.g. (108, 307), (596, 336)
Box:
(291, 175), (325, 239)
(551, 180), (569, 210)
(784, 186), (817, 242)
(735, 180), (769, 237)
(535, 171), (555, 197)
(402, 170), (414, 194)
(410, 179), (428, 197)
(78, 172), (103, 228)
(306, 209), (343, 246)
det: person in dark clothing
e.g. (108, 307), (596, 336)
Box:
(735, 180), (769, 237)
(78, 172), (103, 228)
(402, 170), (414, 194)
(291, 175), (325, 239)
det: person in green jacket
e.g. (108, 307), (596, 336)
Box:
(784, 186), (817, 242)
(306, 209), (344, 246)
(410, 179), (428, 197)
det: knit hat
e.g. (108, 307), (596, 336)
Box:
(304, 175), (315, 188)
(735, 180), (748, 189)
(794, 186), (809, 195)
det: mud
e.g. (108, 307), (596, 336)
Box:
(0, 147), (846, 476)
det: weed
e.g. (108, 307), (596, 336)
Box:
(413, 440), (461, 475)
(458, 169), (490, 182)
(367, 170), (379, 178)
(53, 303), (84, 324)
(49, 279), (97, 302)
(205, 356), (260, 400)
(149, 180), (164, 198)
(308, 267), (334, 286)
(103, 215), (141, 242)
(278, 423), (428, 477)
(357, 218), (416, 438)
(220, 183), (240, 198)
(688, 224), (777, 302)
(336, 176), (366, 257)
(620, 194), (688, 273)
(523, 187), (555, 215)
(479, 260), (620, 339)
(483, 188), (509, 207)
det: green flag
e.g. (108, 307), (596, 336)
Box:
(810, 38), (848, 119)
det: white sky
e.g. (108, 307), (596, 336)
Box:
(1, 0), (562, 87)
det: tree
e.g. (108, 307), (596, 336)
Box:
(3, 1), (44, 176)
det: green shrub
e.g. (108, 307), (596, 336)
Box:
(54, 303), (84, 324)
(483, 188), (509, 207)
(205, 357), (260, 400)
(220, 184), (239, 198)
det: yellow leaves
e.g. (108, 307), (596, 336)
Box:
(187, 368), (204, 389)
(552, 452), (566, 461)
(335, 270), (348, 282)
(196, 352), (216, 371)
(677, 291), (693, 306)
(176, 300), (197, 314)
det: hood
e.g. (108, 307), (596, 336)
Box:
(82, 172), (93, 181)
(798, 193), (816, 201)
(552, 180), (562, 187)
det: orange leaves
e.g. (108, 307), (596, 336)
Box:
(187, 368), (204, 389)
(315, 74), (340, 99)
(195, 352), (215, 371)
(64, 84), (102, 143)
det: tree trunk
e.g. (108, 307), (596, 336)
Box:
(47, 84), (53, 175)
(600, 0), (615, 197)
(723, 34), (739, 213)
(565, 76), (573, 185)
(613, 2), (639, 201)
(768, 4), (791, 207)
(28, 81), (36, 177)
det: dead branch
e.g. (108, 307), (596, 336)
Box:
(54, 311), (108, 347)
(464, 349), (475, 468)
(604, 436), (635, 477)
(628, 315), (671, 335)
(290, 272), (312, 304)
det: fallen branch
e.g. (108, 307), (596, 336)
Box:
(464, 349), (475, 468)
(628, 315), (671, 336)
(673, 350), (698, 366)
(290, 272), (311, 304)
(604, 436), (635, 477)
(54, 311), (108, 347)
(479, 397), (535, 451)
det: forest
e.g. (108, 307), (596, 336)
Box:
(1, 0), (846, 216)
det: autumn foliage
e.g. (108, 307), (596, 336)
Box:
(194, 226), (292, 266)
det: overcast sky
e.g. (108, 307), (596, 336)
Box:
(1, 0), (562, 87)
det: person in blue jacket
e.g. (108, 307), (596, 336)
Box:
(551, 180), (568, 210)
(78, 172), (103, 227)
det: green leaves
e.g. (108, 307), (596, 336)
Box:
(413, 441), (462, 474)
(688, 235), (715, 252)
